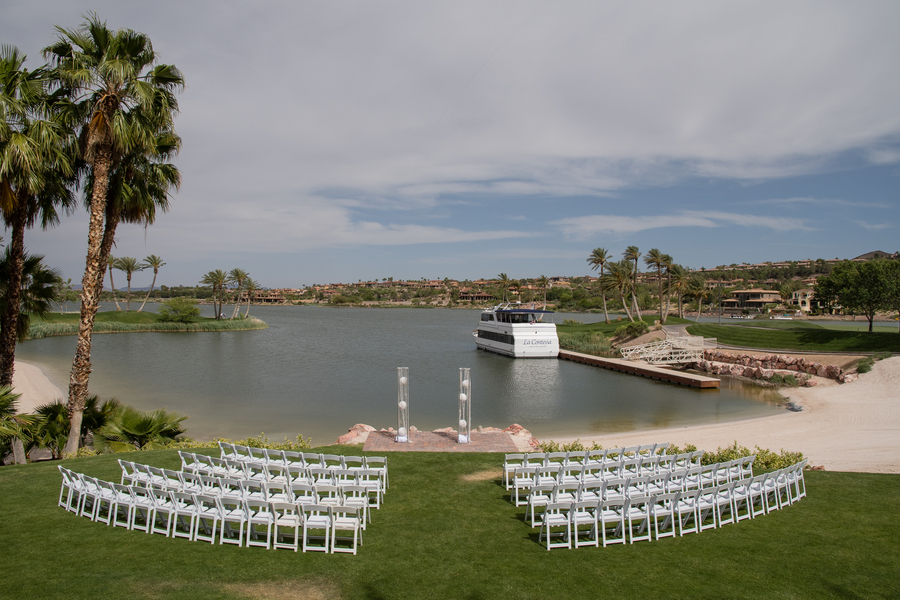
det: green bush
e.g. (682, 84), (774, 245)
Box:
(857, 359), (873, 373)
(558, 331), (613, 355)
(873, 351), (893, 360)
(538, 439), (602, 452)
(157, 297), (201, 322)
(562, 319), (583, 325)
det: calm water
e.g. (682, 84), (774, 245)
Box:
(17, 305), (783, 445)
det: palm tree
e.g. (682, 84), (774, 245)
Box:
(661, 254), (674, 322)
(93, 405), (186, 452)
(201, 269), (228, 319)
(623, 246), (642, 316)
(113, 257), (146, 311)
(691, 280), (713, 322)
(644, 249), (666, 323)
(0, 248), (62, 342)
(44, 14), (184, 455)
(536, 275), (550, 309)
(137, 255), (165, 312)
(586, 248), (611, 323)
(106, 255), (121, 310)
(497, 273), (510, 302)
(600, 260), (635, 322)
(0, 45), (76, 391)
(228, 268), (249, 319)
(668, 266), (690, 318)
(243, 278), (259, 317)
(0, 386), (39, 464)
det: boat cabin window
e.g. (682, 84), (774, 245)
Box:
(480, 313), (494, 322)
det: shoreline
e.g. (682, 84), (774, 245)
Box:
(11, 354), (899, 474)
(550, 356), (900, 474)
(11, 361), (66, 413)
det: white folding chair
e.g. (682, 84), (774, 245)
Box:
(245, 499), (275, 549)
(301, 504), (332, 553)
(170, 491), (199, 540)
(539, 502), (572, 550)
(330, 506), (362, 554)
(219, 496), (247, 546)
(571, 500), (599, 548)
(597, 498), (626, 547)
(193, 494), (222, 544)
(272, 501), (302, 552)
(650, 492), (677, 540)
(674, 489), (700, 536)
(624, 495), (653, 543)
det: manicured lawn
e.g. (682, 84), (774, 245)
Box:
(27, 312), (267, 340)
(686, 323), (900, 353)
(3, 449), (898, 599)
(558, 315), (693, 336)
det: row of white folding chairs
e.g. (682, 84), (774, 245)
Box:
(180, 451), (389, 490)
(58, 467), (363, 554)
(120, 460), (384, 511)
(149, 474), (379, 520)
(510, 456), (754, 505)
(535, 460), (807, 550)
(216, 444), (389, 487)
(503, 446), (702, 489)
(522, 461), (757, 521)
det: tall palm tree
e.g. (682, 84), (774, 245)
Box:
(623, 246), (641, 316)
(644, 249), (666, 323)
(137, 255), (164, 312)
(0, 248), (62, 463)
(201, 269), (228, 319)
(44, 15), (184, 455)
(113, 256), (145, 311)
(0, 45), (76, 391)
(536, 275), (550, 309)
(106, 255), (121, 310)
(600, 260), (635, 322)
(691, 280), (712, 322)
(497, 273), (510, 302)
(243, 278), (259, 317)
(228, 268), (249, 319)
(668, 264), (689, 318)
(662, 254), (674, 322)
(586, 248), (611, 323)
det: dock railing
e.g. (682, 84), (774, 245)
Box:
(619, 336), (717, 364)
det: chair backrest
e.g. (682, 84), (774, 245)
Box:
(290, 483), (318, 504)
(302, 452), (324, 468)
(218, 441), (236, 460)
(283, 450), (303, 465)
(342, 456), (365, 470)
(321, 453), (343, 469)
(247, 446), (267, 463)
(271, 501), (301, 522)
(178, 471), (203, 493)
(330, 505), (360, 521)
(265, 448), (288, 466)
(523, 452), (547, 467)
(240, 480), (265, 499)
(263, 481), (290, 502)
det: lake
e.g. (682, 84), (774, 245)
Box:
(17, 304), (784, 445)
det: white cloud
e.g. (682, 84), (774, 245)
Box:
(552, 210), (812, 239)
(855, 220), (893, 230)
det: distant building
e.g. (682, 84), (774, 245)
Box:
(721, 289), (782, 311)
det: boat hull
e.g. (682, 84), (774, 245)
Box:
(474, 324), (559, 358)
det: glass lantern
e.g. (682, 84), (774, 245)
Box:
(397, 367), (409, 443)
(458, 367), (471, 443)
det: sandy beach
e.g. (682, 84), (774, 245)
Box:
(554, 357), (900, 474)
(11, 361), (65, 413)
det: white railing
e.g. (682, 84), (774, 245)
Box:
(620, 337), (717, 364)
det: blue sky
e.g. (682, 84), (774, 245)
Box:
(3, 1), (899, 288)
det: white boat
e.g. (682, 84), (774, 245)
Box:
(473, 303), (559, 358)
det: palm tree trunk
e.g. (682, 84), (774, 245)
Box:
(657, 266), (663, 323)
(664, 273), (672, 322)
(695, 302), (703, 322)
(620, 292), (634, 321)
(601, 293), (610, 323)
(109, 266), (121, 311)
(231, 286), (242, 319)
(65, 149), (113, 455)
(137, 269), (157, 312)
(244, 290), (252, 317)
(125, 273), (132, 311)
(0, 199), (28, 390)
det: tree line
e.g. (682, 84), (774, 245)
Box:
(814, 259), (900, 332)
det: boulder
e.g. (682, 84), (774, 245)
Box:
(816, 364), (828, 377)
(743, 367), (755, 378)
(803, 378), (818, 387)
(336, 423), (376, 445)
(840, 371), (858, 384)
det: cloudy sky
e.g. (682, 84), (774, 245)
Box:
(3, 1), (899, 288)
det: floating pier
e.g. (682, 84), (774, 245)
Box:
(559, 350), (720, 389)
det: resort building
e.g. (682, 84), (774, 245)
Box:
(721, 289), (783, 311)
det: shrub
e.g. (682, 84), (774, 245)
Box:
(873, 351), (893, 361)
(857, 357), (875, 373)
(157, 298), (201, 322)
(537, 439), (602, 452)
(558, 331), (613, 355)
(562, 319), (583, 325)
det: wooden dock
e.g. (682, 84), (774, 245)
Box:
(559, 350), (720, 389)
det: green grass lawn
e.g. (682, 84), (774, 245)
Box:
(557, 315), (693, 336)
(686, 323), (900, 353)
(3, 449), (897, 600)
